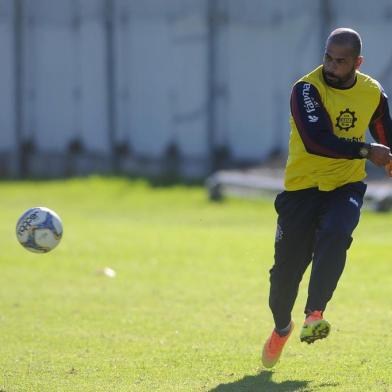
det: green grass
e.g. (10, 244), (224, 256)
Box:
(0, 177), (391, 391)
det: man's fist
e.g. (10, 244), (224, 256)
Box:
(385, 161), (392, 177)
(368, 143), (392, 167)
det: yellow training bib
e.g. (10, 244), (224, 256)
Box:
(285, 65), (381, 191)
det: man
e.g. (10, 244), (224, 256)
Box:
(262, 28), (392, 369)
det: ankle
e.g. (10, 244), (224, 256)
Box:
(305, 310), (323, 318)
(275, 321), (292, 337)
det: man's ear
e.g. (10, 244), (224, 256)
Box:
(355, 56), (363, 69)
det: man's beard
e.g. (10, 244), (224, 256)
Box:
(322, 65), (356, 88)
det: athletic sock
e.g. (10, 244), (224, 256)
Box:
(275, 322), (292, 337)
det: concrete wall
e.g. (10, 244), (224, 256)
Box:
(1, 0), (392, 178)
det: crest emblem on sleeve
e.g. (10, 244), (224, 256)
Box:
(335, 108), (357, 131)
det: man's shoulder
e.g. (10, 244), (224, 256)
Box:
(292, 66), (324, 93)
(356, 71), (383, 92)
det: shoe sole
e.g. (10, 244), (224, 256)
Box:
(300, 320), (330, 344)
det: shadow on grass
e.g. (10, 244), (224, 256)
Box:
(208, 370), (337, 392)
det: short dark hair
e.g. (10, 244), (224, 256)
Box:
(327, 28), (362, 57)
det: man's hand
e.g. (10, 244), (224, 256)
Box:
(385, 161), (392, 177)
(368, 143), (392, 166)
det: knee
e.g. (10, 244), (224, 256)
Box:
(269, 264), (291, 283)
(317, 230), (353, 250)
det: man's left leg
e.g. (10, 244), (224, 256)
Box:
(301, 182), (367, 343)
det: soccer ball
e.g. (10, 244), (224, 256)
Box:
(16, 207), (63, 253)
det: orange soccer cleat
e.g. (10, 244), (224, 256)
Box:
(300, 310), (331, 344)
(261, 322), (294, 368)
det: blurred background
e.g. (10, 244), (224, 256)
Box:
(1, 0), (392, 180)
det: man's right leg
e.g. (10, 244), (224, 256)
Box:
(269, 190), (319, 330)
(262, 189), (319, 368)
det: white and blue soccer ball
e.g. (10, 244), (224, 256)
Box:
(16, 207), (63, 253)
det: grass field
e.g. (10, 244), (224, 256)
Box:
(0, 177), (392, 392)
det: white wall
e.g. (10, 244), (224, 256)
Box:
(219, 1), (321, 160)
(0, 0), (15, 151)
(330, 0), (392, 93)
(22, 0), (109, 153)
(114, 0), (209, 160)
(1, 0), (392, 177)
